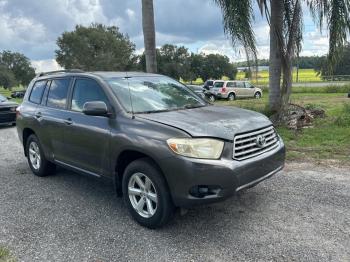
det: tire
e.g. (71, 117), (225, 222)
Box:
(26, 134), (56, 177)
(208, 95), (216, 102)
(227, 93), (235, 101)
(254, 92), (262, 99)
(122, 158), (175, 229)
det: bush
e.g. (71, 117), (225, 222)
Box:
(334, 103), (350, 127)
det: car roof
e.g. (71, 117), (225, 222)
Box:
(35, 70), (163, 81)
(213, 80), (247, 83)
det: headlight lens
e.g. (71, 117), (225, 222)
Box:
(167, 138), (224, 159)
(10, 107), (16, 112)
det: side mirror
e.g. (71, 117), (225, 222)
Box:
(82, 101), (109, 116)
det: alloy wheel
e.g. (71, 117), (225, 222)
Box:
(128, 172), (158, 218)
(228, 94), (235, 101)
(29, 141), (41, 170)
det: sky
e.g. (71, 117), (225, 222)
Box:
(0, 0), (330, 72)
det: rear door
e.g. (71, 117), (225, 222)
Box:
(62, 77), (112, 176)
(234, 81), (247, 97)
(35, 78), (72, 161)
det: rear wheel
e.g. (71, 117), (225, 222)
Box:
(26, 134), (56, 177)
(208, 95), (216, 102)
(227, 93), (235, 101)
(254, 92), (262, 99)
(122, 158), (175, 229)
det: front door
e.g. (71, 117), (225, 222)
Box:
(62, 78), (112, 176)
(244, 82), (256, 97)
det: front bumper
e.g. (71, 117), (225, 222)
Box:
(0, 112), (16, 125)
(160, 139), (285, 208)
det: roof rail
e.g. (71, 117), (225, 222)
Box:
(37, 69), (84, 77)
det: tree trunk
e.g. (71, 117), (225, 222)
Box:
(268, 0), (284, 112)
(281, 56), (293, 109)
(142, 0), (157, 73)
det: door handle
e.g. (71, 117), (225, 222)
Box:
(35, 112), (42, 119)
(64, 118), (73, 125)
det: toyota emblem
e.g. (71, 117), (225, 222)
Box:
(256, 135), (266, 148)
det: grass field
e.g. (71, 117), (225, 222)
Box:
(0, 246), (16, 262)
(236, 69), (322, 84)
(0, 88), (23, 104)
(218, 92), (350, 163)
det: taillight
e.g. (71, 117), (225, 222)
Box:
(221, 87), (227, 93)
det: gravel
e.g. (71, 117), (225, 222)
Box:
(0, 126), (349, 262)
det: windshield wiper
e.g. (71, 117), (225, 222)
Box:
(133, 109), (174, 114)
(182, 104), (206, 109)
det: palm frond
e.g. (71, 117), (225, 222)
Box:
(214, 0), (258, 63)
(307, 0), (350, 71)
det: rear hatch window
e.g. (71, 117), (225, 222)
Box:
(213, 82), (224, 89)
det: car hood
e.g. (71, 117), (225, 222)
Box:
(136, 105), (272, 141)
(0, 101), (18, 107)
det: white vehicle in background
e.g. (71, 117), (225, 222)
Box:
(207, 80), (263, 102)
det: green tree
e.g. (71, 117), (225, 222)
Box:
(55, 24), (136, 71)
(0, 51), (35, 86)
(0, 66), (17, 90)
(316, 43), (350, 76)
(215, 0), (350, 115)
(142, 0), (157, 73)
(201, 54), (237, 80)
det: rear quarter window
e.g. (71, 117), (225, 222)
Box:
(29, 81), (47, 104)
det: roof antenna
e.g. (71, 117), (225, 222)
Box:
(125, 72), (135, 119)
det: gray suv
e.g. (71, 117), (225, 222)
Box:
(16, 70), (285, 228)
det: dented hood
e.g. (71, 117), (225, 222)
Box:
(136, 105), (272, 141)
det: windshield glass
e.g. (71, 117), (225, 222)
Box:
(0, 94), (7, 102)
(107, 76), (207, 113)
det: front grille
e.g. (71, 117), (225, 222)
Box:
(0, 107), (11, 112)
(0, 112), (16, 123)
(233, 126), (279, 160)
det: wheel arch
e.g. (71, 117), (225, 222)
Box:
(22, 128), (35, 156)
(114, 149), (169, 197)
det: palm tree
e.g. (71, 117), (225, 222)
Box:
(214, 0), (350, 115)
(142, 0), (157, 73)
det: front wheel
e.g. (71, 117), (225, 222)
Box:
(254, 92), (262, 99)
(122, 158), (175, 229)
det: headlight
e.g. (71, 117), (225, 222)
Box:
(167, 138), (224, 159)
(10, 107), (16, 112)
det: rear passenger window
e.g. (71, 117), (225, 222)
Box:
(71, 78), (109, 112)
(236, 82), (245, 88)
(29, 81), (47, 104)
(47, 78), (70, 109)
(226, 82), (235, 87)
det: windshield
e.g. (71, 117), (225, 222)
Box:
(107, 76), (207, 113)
(0, 94), (7, 102)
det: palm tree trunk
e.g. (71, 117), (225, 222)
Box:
(268, 0), (284, 112)
(142, 0), (157, 73)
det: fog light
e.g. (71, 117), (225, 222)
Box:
(189, 185), (221, 198)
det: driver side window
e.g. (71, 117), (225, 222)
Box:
(71, 78), (109, 112)
(245, 82), (252, 88)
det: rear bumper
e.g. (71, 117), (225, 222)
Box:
(160, 139), (285, 208)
